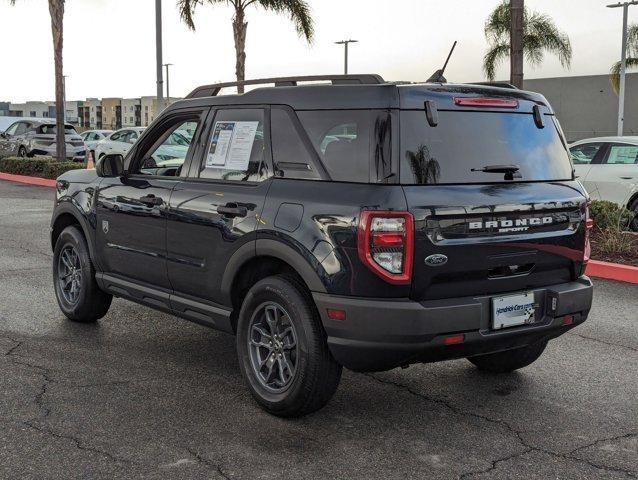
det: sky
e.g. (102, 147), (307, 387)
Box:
(0, 0), (635, 102)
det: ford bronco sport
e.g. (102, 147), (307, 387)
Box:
(51, 74), (594, 417)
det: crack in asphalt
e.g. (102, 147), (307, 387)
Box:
(22, 421), (136, 465)
(568, 332), (638, 353)
(4, 337), (23, 356)
(186, 447), (231, 479)
(364, 373), (638, 479)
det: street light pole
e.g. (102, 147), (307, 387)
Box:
(608, 1), (638, 136)
(335, 39), (358, 74)
(155, 0), (165, 112)
(164, 63), (173, 105)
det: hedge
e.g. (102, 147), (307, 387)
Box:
(0, 156), (85, 180)
(588, 200), (634, 231)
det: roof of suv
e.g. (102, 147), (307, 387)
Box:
(170, 76), (552, 114)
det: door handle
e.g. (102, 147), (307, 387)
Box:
(620, 176), (633, 180)
(217, 202), (248, 218)
(139, 194), (163, 206)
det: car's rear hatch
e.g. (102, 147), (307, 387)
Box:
(398, 85), (588, 301)
(33, 124), (84, 148)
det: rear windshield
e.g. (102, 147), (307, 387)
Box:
(400, 111), (573, 184)
(38, 124), (77, 135)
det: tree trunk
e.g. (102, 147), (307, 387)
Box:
(233, 7), (247, 94)
(49, 0), (66, 161)
(510, 0), (524, 89)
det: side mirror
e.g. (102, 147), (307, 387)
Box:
(96, 154), (125, 178)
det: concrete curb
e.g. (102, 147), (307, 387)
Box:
(586, 260), (638, 285)
(0, 172), (57, 188)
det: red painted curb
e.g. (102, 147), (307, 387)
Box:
(586, 260), (638, 284)
(0, 172), (57, 188)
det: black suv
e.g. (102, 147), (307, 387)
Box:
(51, 75), (593, 417)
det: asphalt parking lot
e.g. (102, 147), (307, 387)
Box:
(0, 179), (637, 479)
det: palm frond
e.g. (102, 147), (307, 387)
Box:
(483, 42), (510, 81)
(484, 0), (510, 43)
(177, 0), (204, 30)
(255, 0), (314, 42)
(627, 24), (638, 57)
(526, 11), (572, 68)
(609, 57), (638, 94)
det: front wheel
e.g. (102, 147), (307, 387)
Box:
(236, 276), (342, 417)
(53, 226), (112, 322)
(629, 198), (638, 231)
(467, 340), (548, 373)
(18, 146), (27, 157)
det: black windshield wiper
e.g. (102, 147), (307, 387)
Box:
(471, 164), (522, 180)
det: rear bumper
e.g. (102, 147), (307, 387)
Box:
(313, 276), (593, 372)
(31, 146), (86, 161)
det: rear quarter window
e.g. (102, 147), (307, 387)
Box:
(400, 111), (574, 184)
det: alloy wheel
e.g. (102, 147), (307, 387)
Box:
(57, 246), (82, 305)
(247, 302), (299, 393)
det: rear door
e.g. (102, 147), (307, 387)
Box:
(399, 105), (587, 303)
(0, 122), (19, 155)
(167, 106), (272, 314)
(586, 143), (638, 206)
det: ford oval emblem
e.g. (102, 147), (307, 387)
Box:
(424, 254), (448, 267)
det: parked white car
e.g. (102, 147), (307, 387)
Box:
(80, 130), (113, 159)
(570, 136), (638, 229)
(94, 127), (146, 160)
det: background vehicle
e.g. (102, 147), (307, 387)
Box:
(570, 136), (638, 229)
(94, 127), (146, 160)
(51, 75), (593, 418)
(0, 119), (85, 160)
(80, 129), (113, 161)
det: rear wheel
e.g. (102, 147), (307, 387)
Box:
(467, 340), (548, 373)
(18, 146), (27, 157)
(236, 275), (342, 417)
(53, 226), (112, 322)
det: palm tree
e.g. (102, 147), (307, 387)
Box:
(483, 0), (572, 84)
(9, 0), (66, 160)
(610, 23), (638, 94)
(178, 0), (314, 93)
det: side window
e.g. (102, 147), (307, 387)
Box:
(297, 110), (374, 183)
(127, 131), (138, 144)
(604, 144), (638, 165)
(199, 108), (270, 182)
(270, 108), (320, 180)
(136, 119), (201, 177)
(570, 143), (603, 165)
(14, 123), (28, 135)
(110, 131), (122, 142)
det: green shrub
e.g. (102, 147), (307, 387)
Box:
(588, 200), (634, 231)
(596, 228), (636, 258)
(0, 156), (84, 180)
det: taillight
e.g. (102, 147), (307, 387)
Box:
(584, 207), (594, 263)
(454, 97), (518, 108)
(358, 210), (414, 284)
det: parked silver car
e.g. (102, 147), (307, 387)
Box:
(0, 119), (85, 161)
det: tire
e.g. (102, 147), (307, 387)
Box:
(236, 275), (342, 417)
(53, 225), (112, 323)
(629, 198), (638, 231)
(467, 340), (548, 373)
(18, 146), (27, 158)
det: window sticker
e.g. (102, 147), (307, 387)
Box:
(206, 121), (259, 171)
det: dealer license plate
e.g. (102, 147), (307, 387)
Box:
(491, 292), (536, 330)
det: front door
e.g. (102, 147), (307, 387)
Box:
(167, 107), (273, 308)
(0, 122), (20, 156)
(95, 111), (207, 291)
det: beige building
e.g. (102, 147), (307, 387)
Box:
(121, 98), (141, 127)
(140, 96), (157, 127)
(101, 98), (122, 130)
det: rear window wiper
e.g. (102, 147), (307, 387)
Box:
(471, 164), (522, 180)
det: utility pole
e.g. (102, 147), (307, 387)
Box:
(164, 63), (173, 105)
(608, 1), (638, 136)
(155, 0), (165, 112)
(335, 39), (358, 74)
(510, 0), (524, 89)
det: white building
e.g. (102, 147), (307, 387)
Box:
(9, 101), (55, 118)
(121, 98), (141, 127)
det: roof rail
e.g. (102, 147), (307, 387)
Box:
(186, 74), (386, 99)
